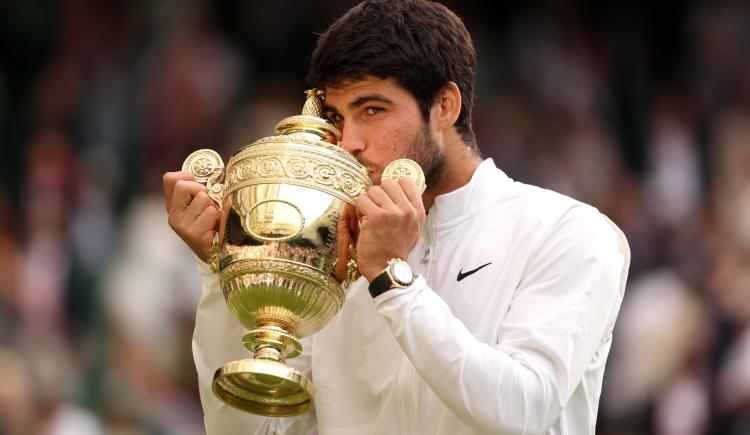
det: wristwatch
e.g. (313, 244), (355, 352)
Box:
(368, 258), (415, 298)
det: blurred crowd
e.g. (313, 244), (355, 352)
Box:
(0, 1), (748, 434)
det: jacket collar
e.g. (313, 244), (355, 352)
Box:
(429, 158), (511, 226)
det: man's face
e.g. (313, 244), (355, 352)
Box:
(323, 76), (445, 186)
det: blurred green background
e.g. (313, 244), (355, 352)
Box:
(0, 1), (749, 434)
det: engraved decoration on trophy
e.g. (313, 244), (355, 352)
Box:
(382, 158), (426, 194)
(182, 90), (425, 417)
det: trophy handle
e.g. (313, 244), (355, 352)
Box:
(182, 149), (226, 272)
(343, 246), (361, 289)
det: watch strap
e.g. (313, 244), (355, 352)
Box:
(368, 270), (394, 298)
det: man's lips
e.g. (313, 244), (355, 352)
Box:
(367, 170), (382, 185)
(362, 166), (377, 180)
(352, 157), (379, 183)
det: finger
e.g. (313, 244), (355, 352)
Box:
(163, 171), (195, 211)
(355, 193), (381, 218)
(380, 178), (412, 211)
(349, 212), (359, 243)
(339, 204), (357, 233)
(363, 186), (394, 209)
(195, 204), (220, 233)
(170, 179), (208, 215)
(398, 177), (425, 215)
(183, 191), (217, 223)
(192, 206), (220, 261)
(340, 203), (356, 220)
(337, 206), (353, 236)
(343, 204), (360, 235)
(354, 204), (364, 223)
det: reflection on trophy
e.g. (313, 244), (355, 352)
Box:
(182, 90), (425, 416)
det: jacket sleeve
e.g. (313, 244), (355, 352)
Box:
(372, 206), (630, 434)
(192, 259), (317, 435)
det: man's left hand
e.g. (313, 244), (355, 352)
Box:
(354, 177), (425, 281)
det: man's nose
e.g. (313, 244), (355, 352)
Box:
(339, 125), (366, 155)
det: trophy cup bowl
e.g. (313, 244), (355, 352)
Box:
(183, 90), (370, 416)
(182, 90), (424, 417)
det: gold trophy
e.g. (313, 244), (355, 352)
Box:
(182, 90), (425, 416)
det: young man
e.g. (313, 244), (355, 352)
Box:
(163, 1), (630, 434)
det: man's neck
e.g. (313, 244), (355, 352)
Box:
(422, 143), (482, 211)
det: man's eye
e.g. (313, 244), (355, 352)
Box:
(326, 112), (343, 124)
(365, 107), (383, 115)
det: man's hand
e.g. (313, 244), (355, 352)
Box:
(163, 171), (220, 262)
(354, 177), (425, 281)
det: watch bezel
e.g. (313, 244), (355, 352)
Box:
(387, 259), (414, 287)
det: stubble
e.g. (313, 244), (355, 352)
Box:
(406, 125), (446, 189)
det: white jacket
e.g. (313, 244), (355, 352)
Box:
(192, 159), (630, 434)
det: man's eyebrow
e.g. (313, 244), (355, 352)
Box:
(323, 94), (394, 114)
(322, 103), (340, 115)
(348, 94), (393, 109)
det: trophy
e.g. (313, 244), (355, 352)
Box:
(182, 90), (425, 416)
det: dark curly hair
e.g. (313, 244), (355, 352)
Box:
(307, 0), (477, 147)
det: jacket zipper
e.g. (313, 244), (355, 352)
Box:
(396, 357), (415, 434)
(421, 219), (433, 274)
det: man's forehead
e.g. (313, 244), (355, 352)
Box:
(322, 76), (400, 109)
(324, 77), (382, 98)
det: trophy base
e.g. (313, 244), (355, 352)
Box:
(212, 358), (314, 416)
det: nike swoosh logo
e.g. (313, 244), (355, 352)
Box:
(457, 262), (492, 281)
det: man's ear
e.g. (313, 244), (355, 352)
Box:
(432, 81), (462, 131)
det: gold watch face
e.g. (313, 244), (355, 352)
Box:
(390, 260), (414, 286)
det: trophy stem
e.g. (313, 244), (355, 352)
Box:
(255, 344), (284, 363)
(242, 324), (302, 363)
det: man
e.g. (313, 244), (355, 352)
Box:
(163, 1), (630, 434)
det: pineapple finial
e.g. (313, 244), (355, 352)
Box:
(302, 89), (326, 117)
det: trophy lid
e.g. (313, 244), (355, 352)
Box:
(274, 89), (341, 144)
(223, 88), (372, 205)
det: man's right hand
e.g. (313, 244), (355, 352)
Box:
(163, 171), (220, 262)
